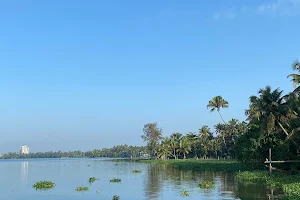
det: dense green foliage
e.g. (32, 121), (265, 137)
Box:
(32, 181), (55, 190)
(236, 171), (300, 199)
(234, 60), (300, 167)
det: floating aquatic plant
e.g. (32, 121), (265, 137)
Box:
(112, 195), (120, 200)
(75, 186), (89, 191)
(198, 181), (215, 189)
(132, 169), (142, 173)
(33, 181), (55, 190)
(180, 190), (190, 197)
(89, 177), (98, 183)
(110, 178), (121, 183)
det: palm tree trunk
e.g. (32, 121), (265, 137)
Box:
(172, 149), (177, 159)
(218, 111), (226, 124)
(278, 121), (289, 137)
(278, 121), (298, 149)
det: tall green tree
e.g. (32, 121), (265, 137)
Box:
(207, 96), (229, 123)
(245, 86), (294, 138)
(141, 122), (163, 159)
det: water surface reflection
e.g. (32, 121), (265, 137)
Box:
(20, 161), (28, 183)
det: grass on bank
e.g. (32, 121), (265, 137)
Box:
(32, 181), (55, 190)
(236, 171), (300, 199)
(75, 186), (89, 191)
(134, 159), (263, 172)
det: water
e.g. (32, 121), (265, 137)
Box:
(0, 158), (284, 200)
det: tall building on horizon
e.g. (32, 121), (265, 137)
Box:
(20, 145), (29, 154)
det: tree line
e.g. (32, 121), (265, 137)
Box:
(0, 145), (147, 159)
(141, 60), (300, 167)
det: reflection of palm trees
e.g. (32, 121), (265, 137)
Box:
(21, 161), (28, 183)
(144, 164), (162, 200)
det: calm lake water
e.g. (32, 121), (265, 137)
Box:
(0, 158), (283, 200)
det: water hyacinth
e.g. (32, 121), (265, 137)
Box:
(198, 181), (215, 189)
(110, 178), (121, 183)
(32, 181), (55, 190)
(75, 186), (89, 191)
(112, 195), (120, 200)
(180, 190), (190, 197)
(89, 177), (98, 183)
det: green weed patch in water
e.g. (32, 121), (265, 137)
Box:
(112, 195), (120, 200)
(198, 181), (215, 189)
(110, 178), (121, 183)
(132, 169), (142, 173)
(88, 177), (98, 183)
(180, 190), (190, 197)
(236, 171), (300, 199)
(75, 186), (89, 191)
(32, 181), (55, 190)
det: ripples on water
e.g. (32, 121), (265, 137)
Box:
(0, 159), (284, 200)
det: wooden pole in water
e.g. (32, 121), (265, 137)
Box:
(269, 148), (272, 173)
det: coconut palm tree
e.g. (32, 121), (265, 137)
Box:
(199, 125), (213, 138)
(214, 122), (227, 151)
(170, 133), (182, 142)
(207, 96), (229, 123)
(157, 138), (172, 160)
(287, 60), (300, 93)
(246, 86), (296, 139)
(157, 144), (171, 160)
(209, 139), (221, 158)
(177, 136), (191, 159)
(186, 132), (199, 158)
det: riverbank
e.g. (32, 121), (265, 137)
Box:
(236, 171), (300, 199)
(125, 159), (263, 172)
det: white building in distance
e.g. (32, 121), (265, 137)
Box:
(20, 145), (30, 154)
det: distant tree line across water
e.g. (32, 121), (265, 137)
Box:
(0, 145), (147, 159)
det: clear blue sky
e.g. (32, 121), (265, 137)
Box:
(0, 0), (299, 152)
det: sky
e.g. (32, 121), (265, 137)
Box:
(0, 0), (300, 153)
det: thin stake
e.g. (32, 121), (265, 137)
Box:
(269, 148), (272, 173)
